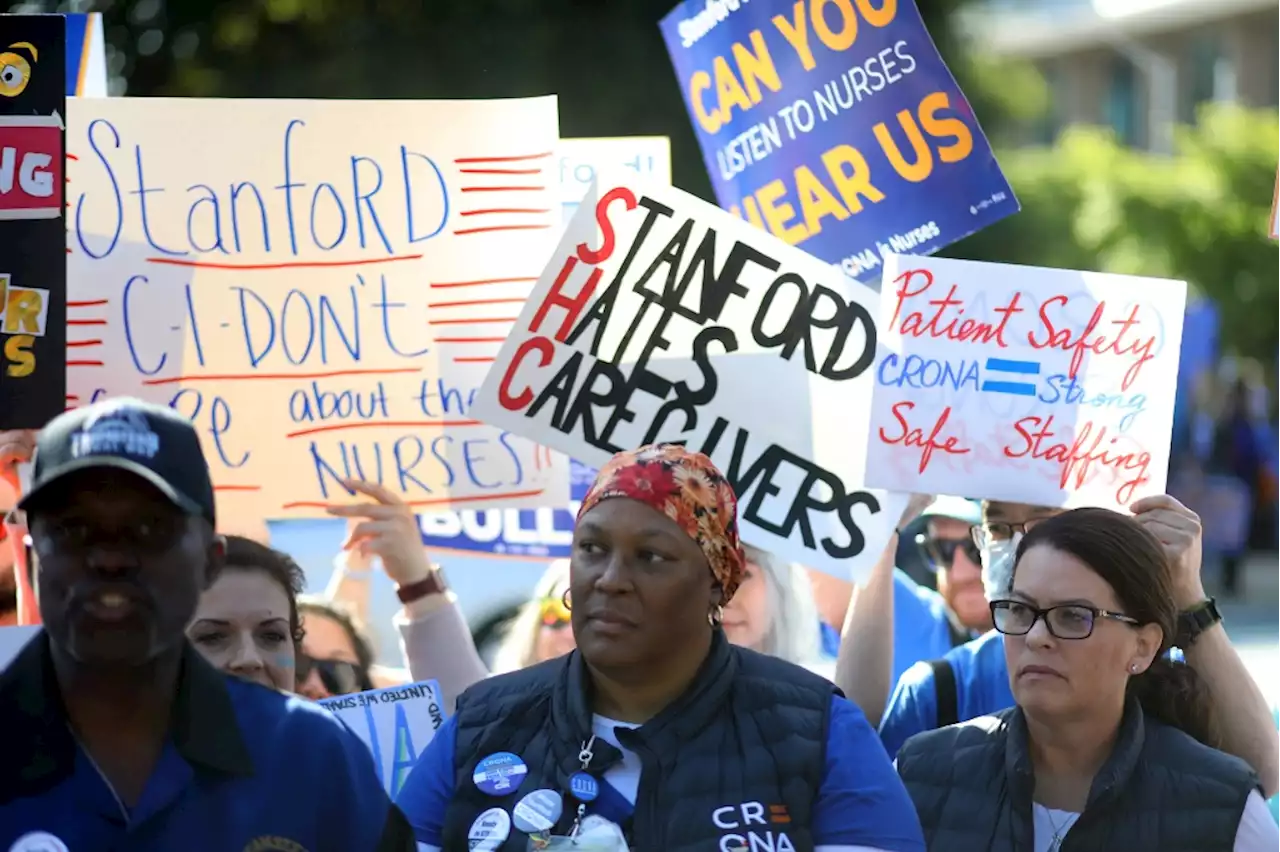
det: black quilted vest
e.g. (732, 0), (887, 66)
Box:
(896, 699), (1258, 851)
(441, 630), (836, 851)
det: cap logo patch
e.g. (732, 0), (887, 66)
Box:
(70, 402), (160, 460)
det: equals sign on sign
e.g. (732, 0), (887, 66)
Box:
(981, 358), (1040, 396)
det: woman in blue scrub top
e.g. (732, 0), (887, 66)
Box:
(397, 444), (924, 851)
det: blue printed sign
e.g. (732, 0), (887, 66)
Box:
(64, 13), (106, 97)
(417, 458), (596, 559)
(318, 679), (446, 797)
(659, 0), (1017, 285)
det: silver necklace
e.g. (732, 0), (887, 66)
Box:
(1045, 808), (1078, 851)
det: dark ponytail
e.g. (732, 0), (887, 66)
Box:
(1127, 655), (1220, 748)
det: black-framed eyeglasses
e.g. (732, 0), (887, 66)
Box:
(990, 599), (1141, 640)
(296, 653), (372, 696)
(971, 518), (1051, 549)
(916, 533), (982, 570)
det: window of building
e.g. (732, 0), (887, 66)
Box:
(1106, 56), (1140, 146)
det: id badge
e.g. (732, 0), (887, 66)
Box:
(529, 838), (628, 852)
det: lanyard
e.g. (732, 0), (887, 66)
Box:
(567, 734), (598, 838)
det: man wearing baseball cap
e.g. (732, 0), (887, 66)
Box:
(0, 398), (415, 851)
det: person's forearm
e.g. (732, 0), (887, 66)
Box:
(1185, 623), (1279, 797)
(397, 593), (488, 711)
(325, 559), (373, 624)
(833, 534), (897, 727)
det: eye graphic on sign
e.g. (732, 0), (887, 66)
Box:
(0, 42), (36, 98)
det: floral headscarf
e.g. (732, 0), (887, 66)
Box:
(575, 444), (746, 603)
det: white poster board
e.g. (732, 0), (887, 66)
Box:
(64, 97), (569, 531)
(865, 253), (1185, 510)
(558, 138), (671, 223)
(318, 678), (446, 797)
(471, 173), (905, 580)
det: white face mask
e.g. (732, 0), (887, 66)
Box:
(981, 533), (1022, 599)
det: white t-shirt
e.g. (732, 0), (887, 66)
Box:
(1033, 791), (1279, 851)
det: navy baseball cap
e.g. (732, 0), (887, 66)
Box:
(18, 397), (216, 526)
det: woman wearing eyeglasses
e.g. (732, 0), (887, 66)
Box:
(895, 507), (1278, 851)
(491, 559), (576, 674)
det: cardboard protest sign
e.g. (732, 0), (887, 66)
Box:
(0, 14), (66, 429)
(318, 679), (446, 797)
(559, 138), (671, 222)
(63, 97), (568, 531)
(471, 173), (907, 580)
(866, 253), (1186, 510)
(658, 0), (1017, 285)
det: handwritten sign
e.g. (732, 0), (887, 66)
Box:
(558, 137), (671, 222)
(0, 15), (67, 429)
(64, 97), (569, 530)
(865, 253), (1186, 509)
(471, 172), (905, 580)
(658, 0), (1016, 285)
(318, 678), (446, 797)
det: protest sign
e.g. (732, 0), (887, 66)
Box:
(559, 138), (671, 222)
(318, 679), (446, 797)
(0, 14), (66, 429)
(64, 97), (568, 531)
(865, 253), (1186, 510)
(471, 172), (907, 580)
(65, 13), (106, 97)
(659, 0), (1017, 286)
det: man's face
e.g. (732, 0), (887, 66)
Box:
(927, 516), (989, 630)
(29, 468), (212, 667)
(977, 501), (1064, 596)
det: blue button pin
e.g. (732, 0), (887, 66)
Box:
(512, 788), (563, 834)
(473, 752), (528, 796)
(569, 771), (599, 802)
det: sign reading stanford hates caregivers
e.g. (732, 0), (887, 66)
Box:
(658, 0), (1017, 285)
(471, 173), (907, 581)
(865, 253), (1186, 510)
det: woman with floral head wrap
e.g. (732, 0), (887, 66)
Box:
(398, 444), (923, 852)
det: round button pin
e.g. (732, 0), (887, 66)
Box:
(467, 807), (512, 851)
(569, 771), (599, 802)
(8, 833), (70, 852)
(473, 752), (528, 796)
(512, 788), (564, 834)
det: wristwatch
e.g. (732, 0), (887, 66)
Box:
(1175, 597), (1222, 648)
(396, 566), (448, 605)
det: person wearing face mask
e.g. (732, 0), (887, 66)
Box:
(877, 497), (1279, 803)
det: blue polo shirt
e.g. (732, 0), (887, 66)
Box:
(398, 695), (924, 850)
(0, 634), (414, 851)
(879, 629), (1015, 759)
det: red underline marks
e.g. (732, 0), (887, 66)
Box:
(145, 254), (424, 271)
(65, 394), (80, 401)
(459, 208), (552, 217)
(286, 419), (483, 439)
(429, 297), (527, 309)
(282, 486), (547, 511)
(454, 152), (553, 164)
(458, 168), (543, 175)
(65, 247), (72, 254)
(430, 276), (537, 290)
(453, 224), (552, 236)
(67, 360), (104, 367)
(459, 186), (546, 193)
(67, 339), (102, 348)
(68, 299), (108, 308)
(68, 319), (106, 326)
(434, 336), (508, 343)
(454, 357), (497, 363)
(141, 368), (422, 386)
(214, 485), (262, 492)
(428, 317), (519, 326)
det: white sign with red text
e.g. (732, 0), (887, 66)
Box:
(865, 253), (1185, 510)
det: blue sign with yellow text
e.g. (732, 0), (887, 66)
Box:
(659, 0), (1018, 285)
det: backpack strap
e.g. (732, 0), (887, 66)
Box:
(929, 658), (959, 728)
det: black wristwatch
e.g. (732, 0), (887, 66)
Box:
(1175, 597), (1222, 648)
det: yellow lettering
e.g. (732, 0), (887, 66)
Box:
(4, 334), (35, 378)
(691, 70), (721, 134)
(3, 287), (43, 334)
(772, 1), (817, 71)
(795, 166), (850, 236)
(874, 109), (933, 182)
(712, 54), (755, 127)
(855, 0), (898, 27)
(731, 30), (783, 103)
(821, 144), (884, 213)
(755, 179), (809, 245)
(811, 0), (858, 52)
(920, 91), (973, 163)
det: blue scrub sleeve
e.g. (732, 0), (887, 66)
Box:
(813, 696), (926, 851)
(395, 713), (459, 845)
(877, 662), (938, 760)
